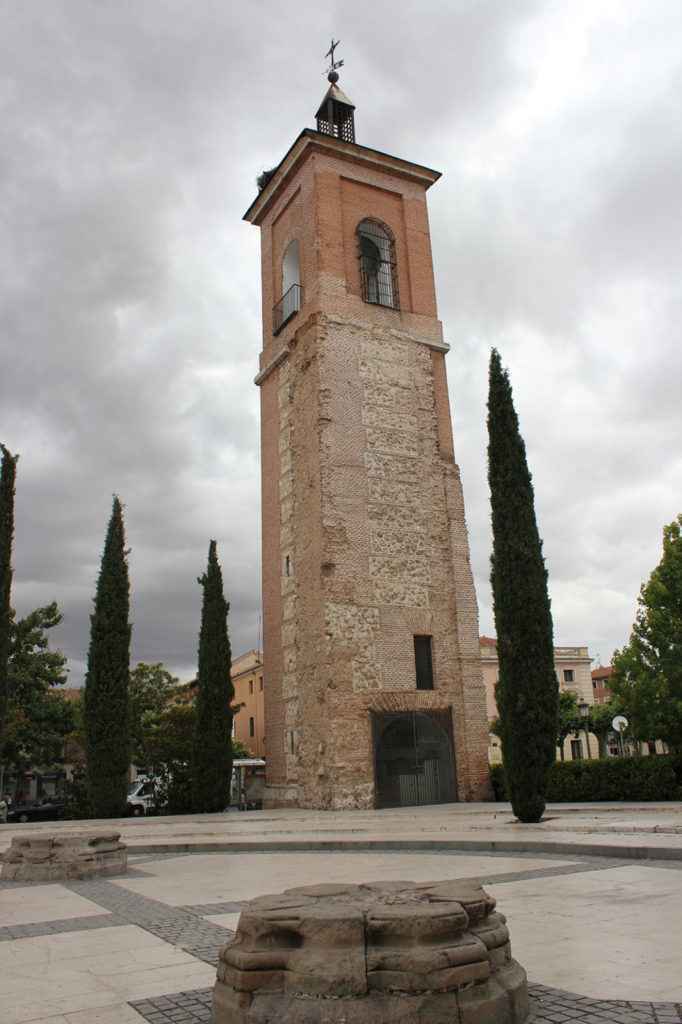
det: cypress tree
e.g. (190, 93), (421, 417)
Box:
(0, 445), (19, 769)
(84, 496), (131, 817)
(487, 350), (557, 822)
(192, 540), (233, 813)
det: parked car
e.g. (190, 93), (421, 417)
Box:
(6, 800), (65, 824)
(127, 777), (157, 816)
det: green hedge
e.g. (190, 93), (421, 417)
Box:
(490, 755), (682, 803)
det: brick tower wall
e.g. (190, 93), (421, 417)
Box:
(251, 133), (491, 808)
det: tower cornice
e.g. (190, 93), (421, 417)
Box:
(253, 311), (450, 388)
(243, 129), (441, 226)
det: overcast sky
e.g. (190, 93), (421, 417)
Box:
(2, 1), (681, 686)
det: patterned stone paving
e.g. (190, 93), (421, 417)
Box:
(528, 984), (682, 1023)
(128, 984), (682, 1023)
(0, 911), (125, 941)
(130, 987), (213, 1023)
(434, 858), (634, 887)
(65, 879), (235, 966)
(1, 852), (681, 1021)
(181, 900), (245, 916)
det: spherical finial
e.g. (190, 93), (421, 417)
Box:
(328, 70), (339, 84)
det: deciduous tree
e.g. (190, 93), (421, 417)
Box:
(2, 604), (73, 776)
(129, 662), (178, 765)
(611, 515), (682, 751)
(556, 691), (582, 761)
(588, 700), (623, 759)
(487, 350), (558, 822)
(142, 701), (196, 815)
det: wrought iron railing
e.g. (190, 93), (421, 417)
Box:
(357, 222), (400, 311)
(273, 284), (302, 335)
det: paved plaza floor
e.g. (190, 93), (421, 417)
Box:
(1, 803), (682, 1022)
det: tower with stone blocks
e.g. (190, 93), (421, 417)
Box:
(244, 74), (491, 809)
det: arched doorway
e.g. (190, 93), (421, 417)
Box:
(372, 710), (456, 808)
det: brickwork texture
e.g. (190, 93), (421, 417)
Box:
(248, 131), (491, 809)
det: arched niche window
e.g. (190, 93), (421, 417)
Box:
(274, 239), (301, 334)
(357, 219), (399, 310)
(282, 239), (300, 295)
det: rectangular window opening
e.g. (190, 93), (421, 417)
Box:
(563, 669), (575, 683)
(249, 717), (255, 738)
(414, 635), (434, 691)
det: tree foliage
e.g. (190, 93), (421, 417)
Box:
(192, 540), (233, 813)
(141, 701), (196, 814)
(1, 603), (74, 773)
(63, 762), (92, 820)
(84, 497), (131, 817)
(487, 350), (558, 822)
(0, 444), (18, 762)
(556, 691), (582, 761)
(9, 603), (68, 695)
(491, 754), (682, 803)
(135, 692), (247, 816)
(231, 738), (251, 759)
(588, 700), (623, 759)
(129, 662), (178, 765)
(611, 515), (682, 751)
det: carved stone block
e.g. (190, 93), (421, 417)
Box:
(1, 832), (127, 881)
(213, 879), (529, 1022)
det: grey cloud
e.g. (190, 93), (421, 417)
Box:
(1, 1), (681, 684)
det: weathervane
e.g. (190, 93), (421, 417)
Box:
(324, 38), (344, 82)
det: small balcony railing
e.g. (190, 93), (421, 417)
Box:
(273, 283), (302, 335)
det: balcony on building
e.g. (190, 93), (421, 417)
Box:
(272, 283), (302, 335)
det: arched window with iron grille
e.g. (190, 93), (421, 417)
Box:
(356, 219), (399, 310)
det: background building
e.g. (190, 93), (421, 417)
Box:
(591, 665), (614, 704)
(589, 665), (667, 757)
(480, 637), (598, 763)
(231, 649), (265, 758)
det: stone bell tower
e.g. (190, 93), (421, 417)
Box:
(244, 60), (491, 809)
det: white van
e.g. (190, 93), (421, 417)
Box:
(127, 777), (156, 816)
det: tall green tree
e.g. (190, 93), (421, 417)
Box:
(2, 604), (74, 777)
(487, 350), (558, 822)
(192, 540), (233, 812)
(611, 514), (682, 752)
(84, 497), (131, 817)
(0, 444), (18, 776)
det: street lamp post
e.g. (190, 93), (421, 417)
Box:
(612, 715), (629, 758)
(579, 701), (592, 759)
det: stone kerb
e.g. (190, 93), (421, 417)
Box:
(214, 879), (529, 1023)
(1, 832), (127, 881)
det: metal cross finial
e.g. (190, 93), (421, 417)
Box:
(324, 38), (344, 77)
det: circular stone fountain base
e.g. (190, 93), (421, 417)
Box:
(214, 879), (528, 1023)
